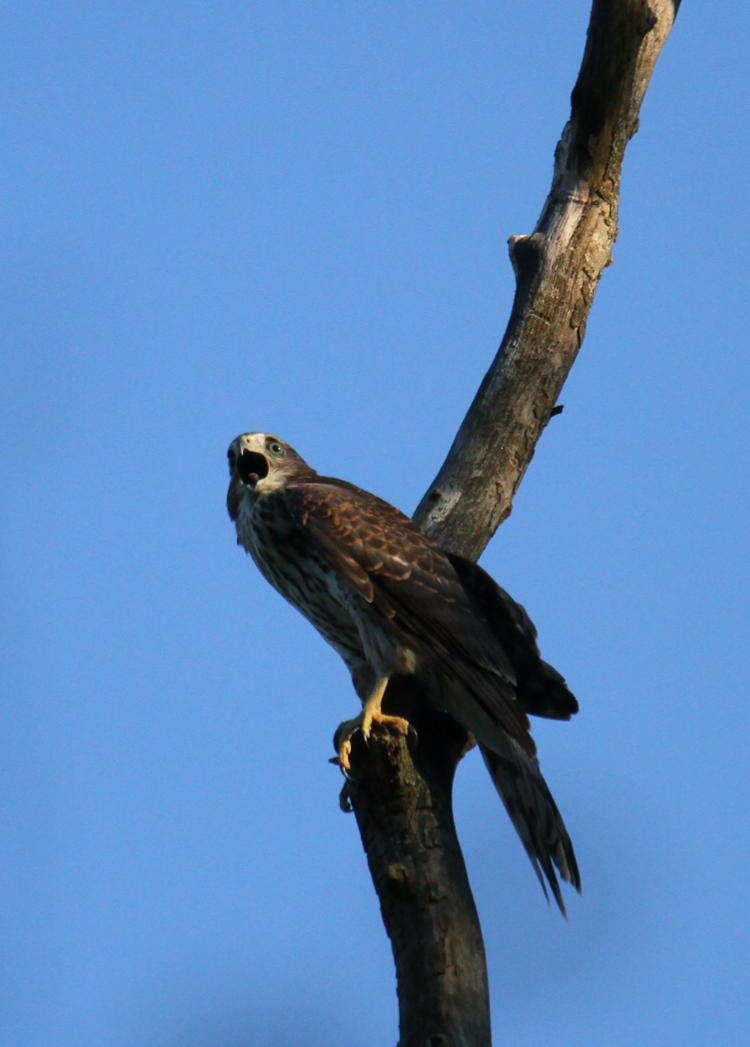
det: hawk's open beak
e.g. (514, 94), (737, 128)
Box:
(237, 450), (269, 488)
(227, 448), (271, 520)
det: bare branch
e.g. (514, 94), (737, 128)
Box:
(415, 0), (680, 558)
(344, 690), (490, 1047)
(344, 3), (680, 1044)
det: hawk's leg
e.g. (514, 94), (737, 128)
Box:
(335, 675), (410, 774)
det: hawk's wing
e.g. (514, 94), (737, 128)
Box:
(281, 476), (580, 911)
(447, 553), (579, 721)
(282, 476), (534, 754)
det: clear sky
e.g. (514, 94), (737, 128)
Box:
(2, 3), (749, 1045)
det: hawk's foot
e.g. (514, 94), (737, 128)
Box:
(334, 675), (414, 773)
(333, 709), (412, 774)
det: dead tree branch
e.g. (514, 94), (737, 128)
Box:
(416, 0), (681, 558)
(342, 3), (680, 1044)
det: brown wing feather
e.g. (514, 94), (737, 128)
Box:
(448, 553), (579, 721)
(282, 477), (534, 751)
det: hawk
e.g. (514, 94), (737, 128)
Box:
(227, 431), (580, 913)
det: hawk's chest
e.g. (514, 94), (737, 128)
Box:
(236, 492), (362, 659)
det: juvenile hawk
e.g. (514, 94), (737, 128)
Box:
(227, 431), (580, 913)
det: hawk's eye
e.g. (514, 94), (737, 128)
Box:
(267, 440), (285, 456)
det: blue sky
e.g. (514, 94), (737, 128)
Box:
(2, 3), (749, 1045)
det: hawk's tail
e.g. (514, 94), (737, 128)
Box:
(480, 744), (581, 916)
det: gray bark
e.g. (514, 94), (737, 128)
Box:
(341, 3), (681, 1044)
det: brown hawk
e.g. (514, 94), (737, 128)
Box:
(227, 431), (581, 913)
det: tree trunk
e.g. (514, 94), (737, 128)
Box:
(341, 3), (681, 1044)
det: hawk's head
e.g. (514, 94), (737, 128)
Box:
(226, 432), (312, 520)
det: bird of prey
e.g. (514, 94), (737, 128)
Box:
(227, 431), (580, 913)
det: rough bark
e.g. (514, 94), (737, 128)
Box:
(340, 3), (680, 1045)
(341, 690), (488, 1046)
(415, 0), (681, 559)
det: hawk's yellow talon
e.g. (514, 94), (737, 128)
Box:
(361, 708), (410, 744)
(334, 682), (412, 774)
